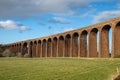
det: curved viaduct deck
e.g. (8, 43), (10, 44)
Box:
(3, 17), (120, 58)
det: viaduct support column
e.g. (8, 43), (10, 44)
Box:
(99, 26), (110, 58)
(88, 29), (98, 58)
(42, 40), (47, 57)
(21, 43), (24, 57)
(65, 35), (71, 57)
(113, 22), (120, 57)
(58, 36), (64, 57)
(72, 33), (79, 57)
(52, 38), (57, 57)
(80, 31), (88, 57)
(36, 42), (39, 57)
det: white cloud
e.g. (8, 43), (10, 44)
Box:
(64, 27), (74, 32)
(0, 20), (17, 30)
(49, 17), (70, 24)
(0, 20), (30, 31)
(52, 27), (74, 35)
(93, 10), (120, 23)
(0, 0), (107, 18)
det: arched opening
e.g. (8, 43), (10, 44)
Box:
(33, 41), (37, 57)
(23, 42), (28, 56)
(97, 32), (100, 57)
(47, 38), (52, 57)
(58, 36), (64, 57)
(114, 22), (120, 57)
(30, 41), (33, 57)
(42, 39), (47, 57)
(89, 28), (98, 57)
(65, 34), (71, 57)
(100, 25), (111, 58)
(38, 40), (41, 57)
(109, 28), (112, 57)
(80, 30), (88, 57)
(72, 32), (79, 57)
(52, 37), (57, 57)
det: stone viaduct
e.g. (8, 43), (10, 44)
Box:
(3, 18), (120, 58)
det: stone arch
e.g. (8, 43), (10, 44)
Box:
(47, 38), (52, 57)
(38, 40), (41, 57)
(58, 36), (64, 57)
(80, 30), (88, 57)
(65, 34), (71, 57)
(72, 32), (79, 57)
(23, 42), (28, 56)
(30, 41), (33, 57)
(89, 28), (98, 57)
(114, 22), (120, 57)
(52, 37), (58, 57)
(42, 39), (47, 57)
(100, 25), (111, 58)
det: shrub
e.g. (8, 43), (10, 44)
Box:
(16, 52), (22, 57)
(2, 49), (16, 57)
(24, 53), (30, 58)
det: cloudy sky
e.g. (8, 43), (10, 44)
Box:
(0, 0), (120, 44)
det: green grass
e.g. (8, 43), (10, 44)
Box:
(0, 58), (120, 80)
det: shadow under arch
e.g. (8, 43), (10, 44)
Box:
(23, 42), (28, 56)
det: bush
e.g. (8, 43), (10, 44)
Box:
(2, 49), (16, 57)
(16, 52), (22, 57)
(24, 53), (30, 58)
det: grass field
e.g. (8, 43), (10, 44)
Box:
(0, 58), (120, 80)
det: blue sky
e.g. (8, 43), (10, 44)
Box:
(0, 0), (120, 44)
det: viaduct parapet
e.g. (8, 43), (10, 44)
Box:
(3, 17), (120, 58)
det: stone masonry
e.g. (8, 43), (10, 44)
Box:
(3, 17), (120, 58)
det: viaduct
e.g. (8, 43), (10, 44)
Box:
(3, 17), (120, 58)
